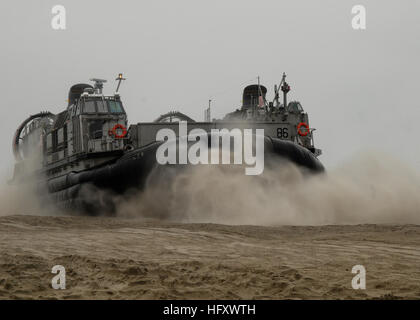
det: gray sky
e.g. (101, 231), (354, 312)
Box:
(0, 0), (419, 179)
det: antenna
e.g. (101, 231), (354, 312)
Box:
(90, 78), (107, 94)
(280, 73), (290, 109)
(272, 72), (287, 106)
(257, 76), (267, 111)
(115, 73), (126, 93)
(204, 99), (211, 122)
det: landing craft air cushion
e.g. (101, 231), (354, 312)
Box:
(11, 73), (324, 214)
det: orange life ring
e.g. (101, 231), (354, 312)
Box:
(297, 122), (309, 137)
(111, 124), (127, 139)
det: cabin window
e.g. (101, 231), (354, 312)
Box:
(288, 102), (303, 113)
(108, 100), (123, 113)
(97, 100), (108, 113)
(84, 101), (96, 113)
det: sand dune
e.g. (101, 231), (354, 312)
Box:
(1, 215), (420, 299)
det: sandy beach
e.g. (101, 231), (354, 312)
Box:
(1, 215), (419, 299)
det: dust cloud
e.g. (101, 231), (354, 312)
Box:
(0, 183), (46, 216)
(0, 162), (56, 217)
(115, 151), (420, 226)
(1, 151), (420, 225)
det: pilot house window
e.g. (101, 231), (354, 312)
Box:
(108, 101), (123, 113)
(288, 102), (303, 113)
(96, 100), (108, 113)
(84, 101), (96, 113)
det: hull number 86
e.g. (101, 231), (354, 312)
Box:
(277, 127), (289, 139)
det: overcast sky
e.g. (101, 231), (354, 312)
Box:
(0, 0), (419, 179)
